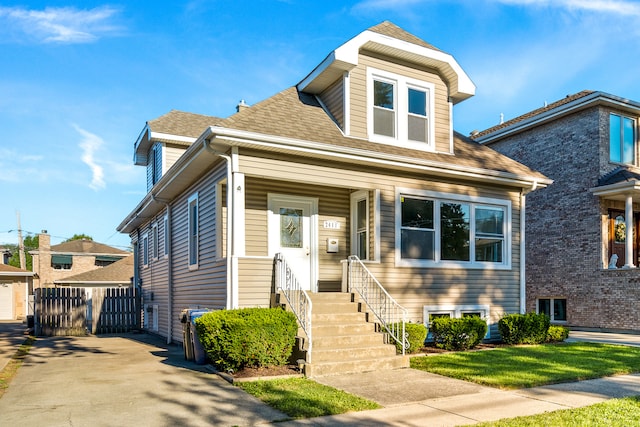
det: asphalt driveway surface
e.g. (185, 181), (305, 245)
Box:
(0, 332), (286, 427)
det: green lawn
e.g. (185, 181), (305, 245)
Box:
(476, 396), (640, 426)
(237, 377), (381, 419)
(410, 342), (640, 389)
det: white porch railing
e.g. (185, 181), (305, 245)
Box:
(347, 255), (409, 354)
(274, 253), (312, 363)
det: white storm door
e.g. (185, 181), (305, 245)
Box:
(268, 194), (317, 291)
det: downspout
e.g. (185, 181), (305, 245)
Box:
(203, 138), (234, 310)
(152, 194), (173, 344)
(520, 180), (538, 314)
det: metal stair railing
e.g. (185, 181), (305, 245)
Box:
(347, 255), (409, 354)
(275, 253), (312, 363)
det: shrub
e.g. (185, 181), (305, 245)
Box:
(392, 322), (427, 354)
(546, 325), (570, 343)
(195, 307), (298, 372)
(498, 313), (550, 345)
(431, 317), (488, 351)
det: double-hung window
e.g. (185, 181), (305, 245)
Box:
(368, 68), (434, 150)
(610, 113), (636, 165)
(351, 191), (370, 259)
(163, 214), (169, 258)
(397, 189), (510, 268)
(188, 193), (199, 269)
(152, 222), (159, 261)
(142, 233), (149, 268)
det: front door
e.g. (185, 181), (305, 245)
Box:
(608, 209), (640, 267)
(268, 194), (317, 291)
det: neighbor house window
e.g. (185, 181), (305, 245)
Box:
(368, 68), (435, 150)
(610, 113), (636, 165)
(537, 298), (567, 322)
(188, 193), (199, 268)
(351, 191), (369, 259)
(397, 189), (510, 268)
(51, 254), (72, 270)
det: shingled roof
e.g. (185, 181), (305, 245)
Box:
(0, 263), (33, 275)
(54, 255), (133, 285)
(50, 239), (128, 255)
(368, 21), (442, 52)
(216, 86), (547, 180)
(148, 110), (223, 139)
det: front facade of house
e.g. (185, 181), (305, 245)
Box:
(0, 263), (33, 320)
(474, 91), (640, 331)
(118, 22), (549, 344)
(31, 233), (130, 290)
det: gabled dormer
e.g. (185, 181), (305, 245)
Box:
(297, 21), (475, 154)
(134, 110), (222, 192)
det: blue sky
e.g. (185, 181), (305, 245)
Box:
(2, 0), (640, 250)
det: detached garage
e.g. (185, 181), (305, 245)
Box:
(0, 264), (33, 320)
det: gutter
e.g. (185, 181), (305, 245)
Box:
(203, 138), (235, 310)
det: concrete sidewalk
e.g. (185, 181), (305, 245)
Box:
(0, 320), (29, 371)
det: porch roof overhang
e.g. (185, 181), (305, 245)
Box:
(118, 125), (550, 234)
(590, 180), (640, 201)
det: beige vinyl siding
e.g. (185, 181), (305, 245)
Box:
(238, 150), (522, 326)
(169, 161), (228, 343)
(237, 257), (273, 307)
(164, 144), (186, 173)
(319, 78), (344, 131)
(349, 51), (452, 153)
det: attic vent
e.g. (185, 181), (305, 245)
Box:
(236, 99), (249, 113)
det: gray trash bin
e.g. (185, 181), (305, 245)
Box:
(189, 309), (210, 365)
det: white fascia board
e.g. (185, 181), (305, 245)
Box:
(149, 132), (197, 144)
(206, 126), (551, 189)
(0, 271), (34, 277)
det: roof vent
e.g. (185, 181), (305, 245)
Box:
(236, 99), (249, 113)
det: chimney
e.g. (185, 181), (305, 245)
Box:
(236, 99), (249, 113)
(39, 231), (50, 251)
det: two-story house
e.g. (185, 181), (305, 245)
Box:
(31, 232), (130, 289)
(118, 21), (549, 375)
(474, 91), (640, 332)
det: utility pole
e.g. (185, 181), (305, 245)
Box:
(16, 210), (26, 270)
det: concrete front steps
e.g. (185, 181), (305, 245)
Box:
(300, 292), (409, 378)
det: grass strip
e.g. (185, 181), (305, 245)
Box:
(410, 342), (640, 389)
(0, 335), (36, 399)
(237, 377), (381, 419)
(476, 396), (640, 426)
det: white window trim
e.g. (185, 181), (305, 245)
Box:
(151, 222), (159, 261)
(395, 188), (512, 269)
(142, 232), (149, 268)
(188, 193), (199, 270)
(163, 214), (169, 259)
(424, 304), (491, 339)
(350, 190), (369, 260)
(536, 298), (567, 324)
(367, 67), (436, 151)
(609, 113), (636, 166)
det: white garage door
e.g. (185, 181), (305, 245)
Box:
(0, 283), (13, 320)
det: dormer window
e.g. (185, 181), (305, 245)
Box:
(368, 68), (434, 150)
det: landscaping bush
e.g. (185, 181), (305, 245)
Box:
(546, 325), (570, 343)
(194, 307), (298, 372)
(431, 316), (487, 351)
(392, 322), (427, 354)
(498, 312), (550, 345)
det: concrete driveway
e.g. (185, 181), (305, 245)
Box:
(0, 332), (287, 427)
(0, 320), (28, 371)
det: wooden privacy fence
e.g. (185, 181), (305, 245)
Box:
(34, 287), (141, 336)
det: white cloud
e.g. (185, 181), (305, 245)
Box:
(0, 6), (123, 44)
(75, 125), (106, 191)
(497, 0), (640, 16)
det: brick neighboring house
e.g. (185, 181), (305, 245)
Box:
(30, 232), (130, 289)
(473, 90), (640, 332)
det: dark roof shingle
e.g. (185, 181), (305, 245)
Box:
(148, 110), (223, 138)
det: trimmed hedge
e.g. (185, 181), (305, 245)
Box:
(392, 322), (427, 354)
(431, 317), (487, 351)
(498, 313), (550, 345)
(194, 307), (298, 372)
(546, 325), (570, 343)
